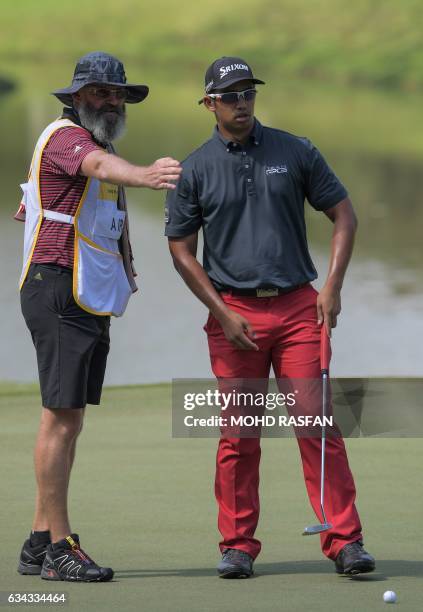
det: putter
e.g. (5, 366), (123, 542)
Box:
(302, 325), (333, 535)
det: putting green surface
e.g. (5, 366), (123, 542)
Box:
(0, 383), (421, 611)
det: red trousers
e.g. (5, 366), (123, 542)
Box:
(205, 284), (362, 560)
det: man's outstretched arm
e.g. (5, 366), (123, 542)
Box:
(168, 234), (258, 350)
(318, 197), (358, 336)
(81, 150), (182, 190)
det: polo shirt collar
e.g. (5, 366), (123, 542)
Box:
(213, 118), (263, 150)
(61, 106), (83, 126)
(61, 106), (109, 147)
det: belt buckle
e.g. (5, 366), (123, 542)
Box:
(256, 288), (278, 297)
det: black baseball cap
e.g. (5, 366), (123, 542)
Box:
(52, 51), (149, 106)
(198, 56), (265, 104)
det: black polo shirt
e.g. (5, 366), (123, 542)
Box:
(165, 119), (347, 290)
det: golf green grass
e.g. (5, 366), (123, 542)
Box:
(0, 383), (421, 611)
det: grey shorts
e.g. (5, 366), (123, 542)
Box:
(20, 263), (110, 409)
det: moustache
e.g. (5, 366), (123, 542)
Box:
(98, 106), (125, 115)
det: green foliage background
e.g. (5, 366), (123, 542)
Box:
(1, 0), (423, 91)
(1, 0), (422, 271)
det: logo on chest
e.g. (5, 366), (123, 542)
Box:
(265, 164), (288, 175)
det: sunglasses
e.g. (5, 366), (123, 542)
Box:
(86, 87), (127, 100)
(207, 88), (257, 104)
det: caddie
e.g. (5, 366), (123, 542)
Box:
(16, 51), (181, 582)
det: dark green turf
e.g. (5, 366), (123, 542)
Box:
(0, 384), (421, 611)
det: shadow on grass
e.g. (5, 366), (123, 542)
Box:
(115, 560), (422, 580)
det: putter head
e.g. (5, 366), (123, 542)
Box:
(302, 522), (332, 536)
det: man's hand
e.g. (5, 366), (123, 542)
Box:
(317, 285), (341, 338)
(316, 285), (341, 337)
(168, 235), (258, 350)
(141, 157), (182, 190)
(218, 309), (259, 351)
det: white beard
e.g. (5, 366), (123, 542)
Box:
(78, 101), (126, 143)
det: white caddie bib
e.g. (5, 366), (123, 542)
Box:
(19, 118), (133, 317)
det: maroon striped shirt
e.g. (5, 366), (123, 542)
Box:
(31, 126), (101, 268)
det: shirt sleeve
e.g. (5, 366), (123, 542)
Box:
(164, 166), (202, 237)
(303, 140), (348, 211)
(42, 127), (101, 177)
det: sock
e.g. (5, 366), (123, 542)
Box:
(29, 530), (51, 547)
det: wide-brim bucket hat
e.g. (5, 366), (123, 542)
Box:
(52, 51), (149, 106)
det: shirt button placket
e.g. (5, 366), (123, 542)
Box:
(242, 152), (255, 195)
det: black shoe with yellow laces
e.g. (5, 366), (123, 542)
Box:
(18, 539), (48, 575)
(41, 534), (114, 582)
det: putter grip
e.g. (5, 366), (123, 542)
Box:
(320, 325), (331, 373)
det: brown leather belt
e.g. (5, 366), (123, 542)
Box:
(221, 283), (309, 297)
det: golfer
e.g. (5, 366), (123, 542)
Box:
(165, 56), (375, 578)
(16, 51), (181, 582)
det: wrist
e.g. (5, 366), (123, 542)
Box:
(212, 302), (232, 323)
(323, 277), (343, 292)
(135, 165), (149, 187)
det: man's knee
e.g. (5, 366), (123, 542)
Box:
(41, 407), (85, 440)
